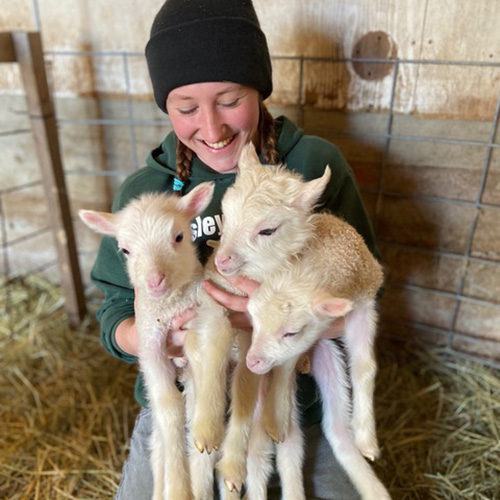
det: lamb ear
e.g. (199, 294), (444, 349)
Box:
(313, 293), (353, 318)
(237, 142), (265, 174)
(293, 166), (331, 211)
(79, 209), (117, 236)
(178, 182), (215, 219)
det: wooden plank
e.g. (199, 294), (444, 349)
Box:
(257, 0), (499, 119)
(421, 0), (500, 62)
(0, 33), (16, 62)
(401, 0), (500, 119)
(257, 0), (428, 115)
(12, 31), (86, 327)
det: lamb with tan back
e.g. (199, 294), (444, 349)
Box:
(215, 143), (391, 500)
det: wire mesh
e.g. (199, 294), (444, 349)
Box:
(1, 43), (499, 365)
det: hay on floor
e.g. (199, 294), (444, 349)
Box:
(1, 276), (499, 499)
(1, 276), (138, 500)
(373, 339), (499, 500)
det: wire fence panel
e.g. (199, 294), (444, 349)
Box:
(1, 48), (499, 365)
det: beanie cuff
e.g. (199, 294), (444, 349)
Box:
(146, 17), (273, 113)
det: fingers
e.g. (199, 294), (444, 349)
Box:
(202, 280), (250, 312)
(171, 308), (196, 331)
(133, 290), (193, 358)
(202, 275), (260, 312)
(165, 343), (185, 359)
(166, 328), (187, 358)
(166, 309), (195, 358)
(227, 311), (253, 332)
(223, 275), (261, 296)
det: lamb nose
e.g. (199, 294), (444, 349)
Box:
(216, 254), (232, 269)
(147, 273), (165, 288)
(246, 356), (260, 371)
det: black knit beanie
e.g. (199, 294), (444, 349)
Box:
(145, 0), (273, 113)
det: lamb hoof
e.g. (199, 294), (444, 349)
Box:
(217, 456), (246, 496)
(262, 411), (289, 444)
(224, 479), (242, 493)
(355, 431), (380, 461)
(358, 443), (380, 462)
(262, 418), (287, 444)
(194, 439), (219, 454)
(192, 419), (223, 455)
(266, 430), (281, 444)
(195, 440), (205, 453)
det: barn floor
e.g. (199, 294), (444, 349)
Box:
(1, 276), (499, 500)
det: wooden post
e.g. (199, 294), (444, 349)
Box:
(1, 32), (87, 326)
(0, 33), (16, 62)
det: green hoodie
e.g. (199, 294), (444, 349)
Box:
(91, 115), (379, 425)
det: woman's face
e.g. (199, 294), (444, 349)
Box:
(166, 82), (261, 174)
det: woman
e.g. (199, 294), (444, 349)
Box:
(92, 0), (377, 498)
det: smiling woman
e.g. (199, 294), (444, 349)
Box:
(89, 0), (381, 499)
(166, 82), (261, 174)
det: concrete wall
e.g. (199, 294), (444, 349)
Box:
(1, 0), (499, 362)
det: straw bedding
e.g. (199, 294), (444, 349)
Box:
(1, 276), (499, 499)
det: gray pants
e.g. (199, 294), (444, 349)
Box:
(115, 408), (361, 500)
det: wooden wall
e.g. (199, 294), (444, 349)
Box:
(261, 0), (500, 119)
(1, 0), (499, 119)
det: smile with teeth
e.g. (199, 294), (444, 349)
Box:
(204, 136), (234, 150)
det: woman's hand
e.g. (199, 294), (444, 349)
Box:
(114, 288), (197, 358)
(202, 275), (260, 332)
(166, 308), (196, 358)
(114, 316), (140, 356)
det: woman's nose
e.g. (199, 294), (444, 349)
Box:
(200, 108), (224, 142)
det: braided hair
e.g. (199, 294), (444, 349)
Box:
(175, 101), (279, 191)
(258, 101), (279, 165)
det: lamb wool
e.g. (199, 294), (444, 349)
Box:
(145, 0), (273, 113)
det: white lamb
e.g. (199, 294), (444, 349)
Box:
(244, 213), (391, 500)
(217, 329), (306, 500)
(79, 184), (236, 500)
(214, 143), (390, 499)
(214, 144), (335, 496)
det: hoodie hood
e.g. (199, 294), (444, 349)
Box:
(274, 115), (305, 160)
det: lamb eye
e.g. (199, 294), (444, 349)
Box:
(283, 331), (299, 338)
(119, 247), (130, 256)
(258, 227), (277, 236)
(175, 232), (184, 243)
